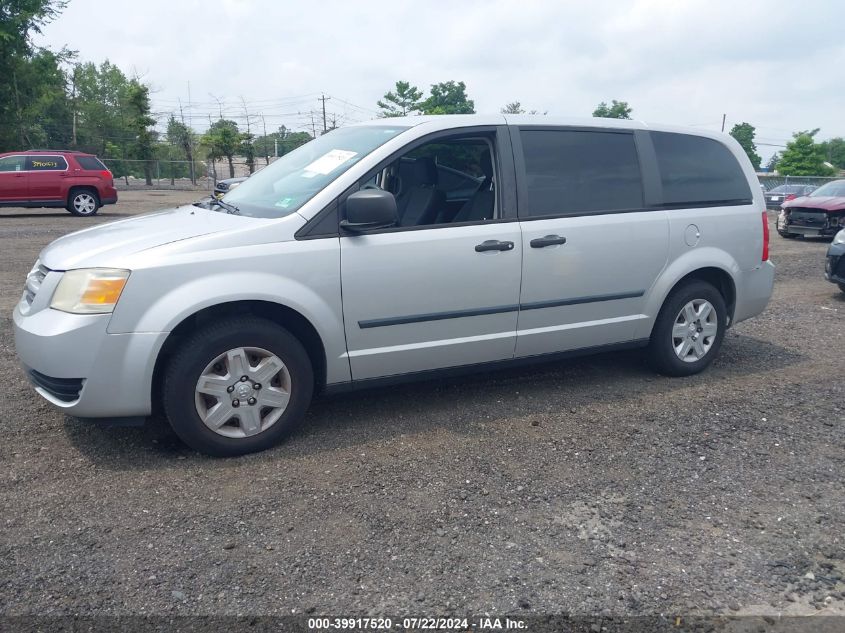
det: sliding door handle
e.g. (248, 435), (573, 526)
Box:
(475, 240), (514, 252)
(530, 235), (567, 248)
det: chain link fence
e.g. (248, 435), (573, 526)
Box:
(758, 175), (840, 191)
(101, 157), (279, 191)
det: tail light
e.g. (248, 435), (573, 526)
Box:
(786, 193), (797, 201)
(761, 211), (770, 262)
(100, 170), (113, 183)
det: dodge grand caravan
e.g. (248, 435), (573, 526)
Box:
(13, 115), (774, 456)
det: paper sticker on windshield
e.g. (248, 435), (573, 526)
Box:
(303, 149), (357, 176)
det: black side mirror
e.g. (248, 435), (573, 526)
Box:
(340, 189), (398, 233)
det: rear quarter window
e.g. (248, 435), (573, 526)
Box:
(651, 132), (751, 205)
(75, 156), (107, 170)
(25, 156), (68, 171)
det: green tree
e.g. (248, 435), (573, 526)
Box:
(419, 81), (475, 115)
(819, 137), (845, 170)
(241, 130), (256, 174)
(166, 116), (196, 184)
(251, 126), (312, 159)
(0, 0), (70, 151)
(776, 130), (836, 176)
(126, 80), (156, 186)
(501, 101), (525, 114)
(203, 119), (242, 178)
(729, 122), (762, 170)
(378, 81), (422, 117)
(766, 152), (780, 171)
(592, 100), (632, 119)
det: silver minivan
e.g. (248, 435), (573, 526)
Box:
(13, 115), (774, 456)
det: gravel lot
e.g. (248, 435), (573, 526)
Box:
(0, 193), (843, 621)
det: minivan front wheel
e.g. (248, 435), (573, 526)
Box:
(67, 189), (100, 216)
(647, 280), (726, 377)
(163, 317), (313, 456)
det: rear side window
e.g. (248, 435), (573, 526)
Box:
(25, 156), (68, 171)
(0, 156), (25, 172)
(76, 155), (107, 171)
(651, 132), (751, 205)
(519, 130), (643, 217)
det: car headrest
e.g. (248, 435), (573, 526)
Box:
(479, 149), (493, 180)
(398, 157), (438, 187)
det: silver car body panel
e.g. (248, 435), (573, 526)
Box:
(12, 114), (774, 418)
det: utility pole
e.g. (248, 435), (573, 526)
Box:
(179, 98), (195, 185)
(210, 93), (224, 119)
(187, 81), (196, 184)
(241, 96), (254, 173)
(309, 111), (318, 139)
(208, 114), (217, 183)
(71, 66), (78, 146)
(318, 94), (331, 134)
(260, 114), (269, 165)
(721, 114), (726, 133)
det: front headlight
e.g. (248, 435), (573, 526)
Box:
(51, 268), (130, 314)
(834, 230), (845, 245)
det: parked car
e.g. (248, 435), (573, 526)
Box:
(824, 229), (845, 293)
(764, 184), (815, 209)
(214, 176), (248, 198)
(0, 150), (117, 216)
(777, 179), (845, 238)
(13, 115), (774, 456)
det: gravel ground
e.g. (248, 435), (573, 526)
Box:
(0, 195), (843, 621)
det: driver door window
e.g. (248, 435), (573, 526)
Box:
(364, 135), (498, 229)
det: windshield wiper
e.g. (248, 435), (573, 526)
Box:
(194, 197), (241, 215)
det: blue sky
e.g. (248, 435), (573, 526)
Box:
(38, 0), (845, 162)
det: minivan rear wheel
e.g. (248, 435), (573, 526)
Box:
(67, 189), (100, 216)
(647, 280), (727, 377)
(162, 317), (313, 456)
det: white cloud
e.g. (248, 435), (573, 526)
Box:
(37, 0), (845, 160)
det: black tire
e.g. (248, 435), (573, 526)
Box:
(647, 280), (727, 377)
(777, 231), (798, 239)
(163, 317), (314, 456)
(67, 188), (100, 216)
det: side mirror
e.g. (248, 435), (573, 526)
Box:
(340, 189), (398, 233)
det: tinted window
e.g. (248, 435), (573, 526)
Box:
(76, 155), (106, 170)
(652, 132), (751, 205)
(519, 130), (643, 216)
(25, 156), (68, 171)
(0, 156), (25, 172)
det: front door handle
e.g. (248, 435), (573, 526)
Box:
(530, 235), (567, 248)
(475, 240), (514, 253)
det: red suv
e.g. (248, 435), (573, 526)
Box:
(0, 150), (117, 216)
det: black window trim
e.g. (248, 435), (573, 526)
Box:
(509, 125), (753, 221)
(295, 125), (518, 240)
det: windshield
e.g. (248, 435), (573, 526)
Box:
(810, 181), (845, 198)
(221, 125), (407, 218)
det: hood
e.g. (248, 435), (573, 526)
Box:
(783, 196), (845, 211)
(40, 205), (251, 270)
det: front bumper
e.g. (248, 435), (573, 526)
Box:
(13, 306), (167, 417)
